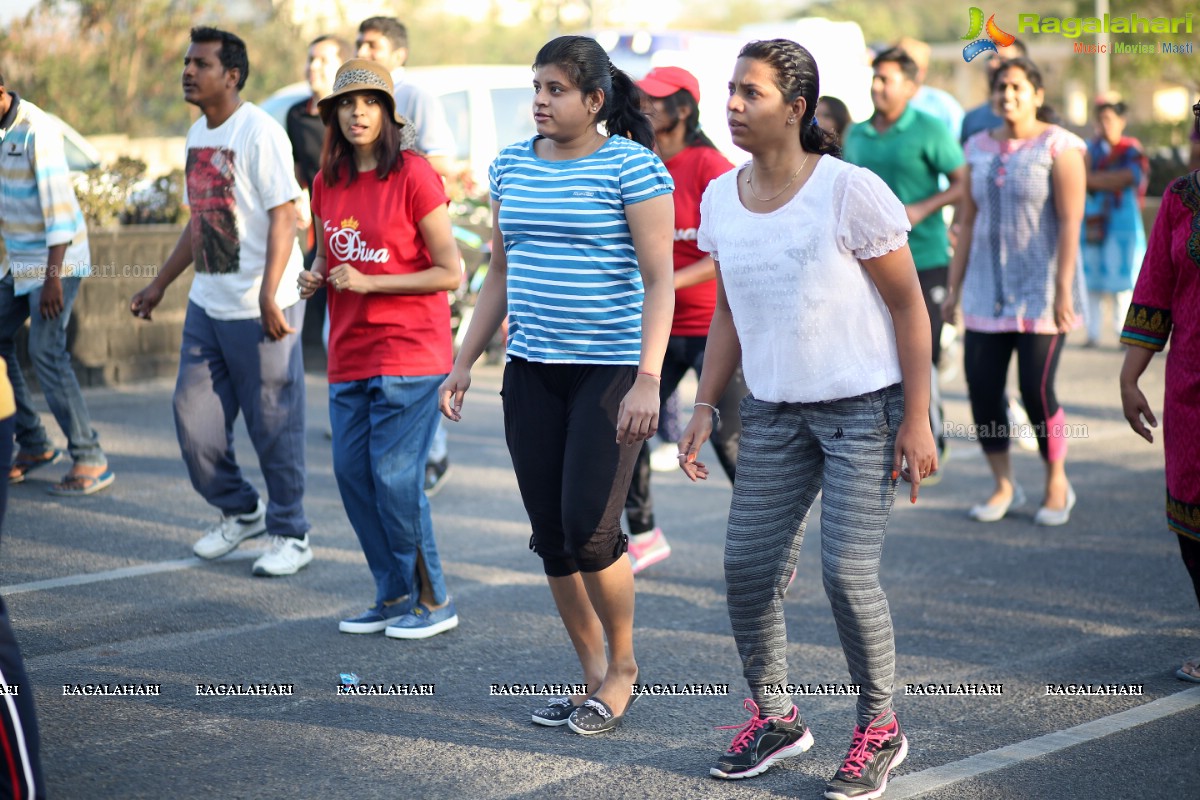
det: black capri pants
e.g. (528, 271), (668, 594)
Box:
(502, 357), (640, 577)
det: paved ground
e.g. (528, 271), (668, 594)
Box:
(3, 327), (1197, 799)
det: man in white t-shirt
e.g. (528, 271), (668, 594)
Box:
(130, 26), (312, 577)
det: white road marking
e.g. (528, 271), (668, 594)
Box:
(887, 686), (1200, 798)
(0, 552), (258, 595)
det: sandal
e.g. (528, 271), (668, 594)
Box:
(1175, 658), (1200, 684)
(47, 469), (115, 497)
(9, 449), (64, 484)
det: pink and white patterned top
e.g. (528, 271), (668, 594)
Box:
(961, 125), (1087, 334)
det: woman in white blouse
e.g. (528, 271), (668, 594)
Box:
(677, 38), (936, 800)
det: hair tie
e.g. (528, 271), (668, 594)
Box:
(809, 117), (819, 128)
(608, 61), (618, 79)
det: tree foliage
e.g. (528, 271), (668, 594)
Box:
(0, 0), (557, 138)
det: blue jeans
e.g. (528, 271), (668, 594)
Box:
(0, 274), (105, 466)
(173, 301), (309, 538)
(330, 375), (448, 607)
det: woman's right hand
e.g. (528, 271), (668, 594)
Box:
(296, 269), (324, 300)
(439, 365), (473, 421)
(1120, 379), (1157, 443)
(676, 411), (713, 482)
(940, 287), (960, 329)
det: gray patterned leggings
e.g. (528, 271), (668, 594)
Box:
(725, 384), (903, 727)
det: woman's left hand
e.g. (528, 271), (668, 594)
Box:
(894, 416), (938, 504)
(616, 375), (660, 445)
(1053, 290), (1076, 333)
(328, 263), (371, 294)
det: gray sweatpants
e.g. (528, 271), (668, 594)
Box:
(725, 383), (903, 727)
(173, 301), (309, 539)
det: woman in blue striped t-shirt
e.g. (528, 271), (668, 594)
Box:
(440, 35), (675, 736)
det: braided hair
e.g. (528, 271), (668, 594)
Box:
(533, 36), (654, 149)
(737, 39), (840, 158)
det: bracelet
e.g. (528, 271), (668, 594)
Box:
(637, 370), (660, 380)
(694, 402), (721, 428)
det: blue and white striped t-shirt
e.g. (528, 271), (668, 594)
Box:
(489, 135), (673, 364)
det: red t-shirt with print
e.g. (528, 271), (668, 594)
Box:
(312, 153), (452, 382)
(668, 145), (734, 336)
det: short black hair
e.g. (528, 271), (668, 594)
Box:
(873, 47), (919, 82)
(190, 26), (249, 90)
(358, 17), (407, 51)
(309, 35), (351, 60)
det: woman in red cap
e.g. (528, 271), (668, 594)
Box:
(624, 65), (747, 574)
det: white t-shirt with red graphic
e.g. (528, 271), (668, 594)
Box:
(182, 102), (304, 320)
(311, 153), (452, 383)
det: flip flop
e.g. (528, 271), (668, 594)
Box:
(9, 449), (64, 484)
(47, 469), (115, 497)
(1175, 659), (1200, 683)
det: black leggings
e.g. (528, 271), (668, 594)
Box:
(1178, 534), (1200, 610)
(625, 335), (746, 534)
(0, 414), (46, 799)
(502, 358), (639, 577)
(964, 331), (1066, 462)
(918, 267), (948, 366)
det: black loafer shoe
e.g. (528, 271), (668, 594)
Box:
(532, 696), (578, 727)
(567, 697), (622, 735)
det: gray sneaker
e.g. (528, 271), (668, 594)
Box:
(193, 499), (267, 559)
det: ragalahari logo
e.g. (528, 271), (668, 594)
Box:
(961, 7), (1016, 62)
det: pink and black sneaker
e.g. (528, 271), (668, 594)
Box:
(710, 698), (814, 779)
(824, 711), (908, 799)
(628, 527), (671, 574)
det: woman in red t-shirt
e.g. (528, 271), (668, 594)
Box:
(623, 67), (748, 574)
(297, 60), (462, 639)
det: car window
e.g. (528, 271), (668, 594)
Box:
(491, 88), (536, 153)
(439, 90), (471, 162)
(63, 136), (99, 173)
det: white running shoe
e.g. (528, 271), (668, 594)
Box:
(193, 499), (267, 559)
(252, 534), (314, 577)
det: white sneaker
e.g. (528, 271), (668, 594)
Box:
(252, 534), (314, 577)
(193, 499), (267, 559)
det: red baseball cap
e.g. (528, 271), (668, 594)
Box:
(636, 66), (700, 103)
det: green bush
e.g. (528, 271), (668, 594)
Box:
(72, 157), (187, 229)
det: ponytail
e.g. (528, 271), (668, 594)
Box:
(804, 117), (841, 159)
(605, 67), (655, 149)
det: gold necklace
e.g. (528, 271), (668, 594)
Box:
(746, 153), (811, 202)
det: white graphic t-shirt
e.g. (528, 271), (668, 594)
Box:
(182, 102), (303, 320)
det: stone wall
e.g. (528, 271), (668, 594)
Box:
(14, 225), (189, 387)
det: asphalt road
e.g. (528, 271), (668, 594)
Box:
(3, 328), (1196, 800)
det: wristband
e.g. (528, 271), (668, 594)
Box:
(637, 370), (660, 380)
(694, 402), (721, 428)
